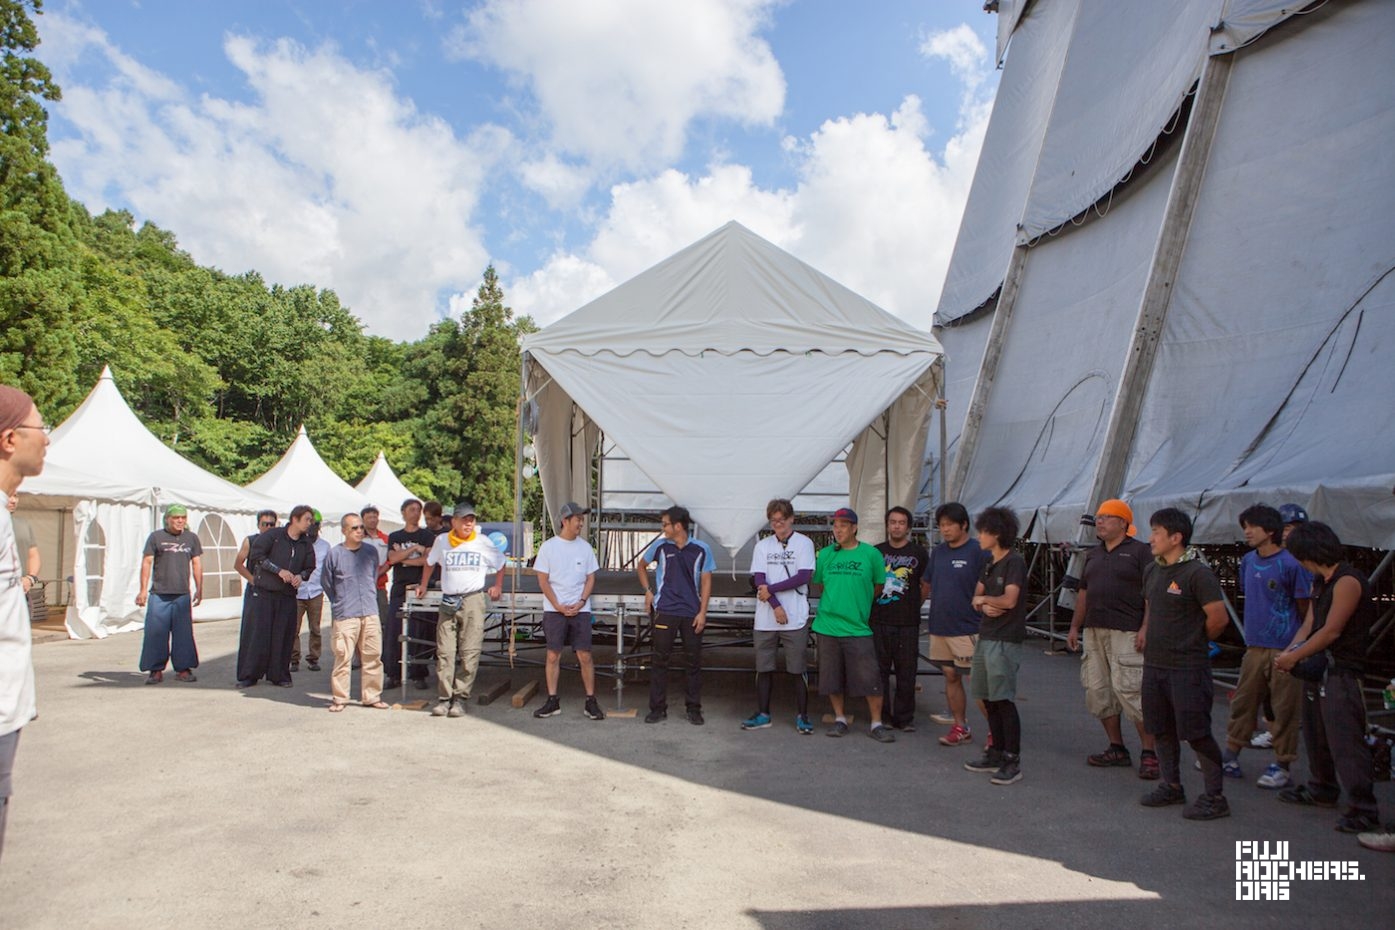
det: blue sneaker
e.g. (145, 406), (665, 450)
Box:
(741, 712), (772, 730)
(795, 714), (814, 735)
(1257, 763), (1291, 789)
(1222, 759), (1244, 779)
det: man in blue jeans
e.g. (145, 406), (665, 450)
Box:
(137, 504), (204, 685)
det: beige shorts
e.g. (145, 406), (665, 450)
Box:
(929, 634), (977, 670)
(1080, 627), (1144, 723)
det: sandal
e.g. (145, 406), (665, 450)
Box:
(328, 703), (347, 713)
(366, 701), (390, 709)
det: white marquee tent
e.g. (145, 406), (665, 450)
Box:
(17, 367), (285, 638)
(355, 451), (420, 519)
(521, 221), (943, 559)
(246, 426), (391, 531)
(933, 0), (1395, 549)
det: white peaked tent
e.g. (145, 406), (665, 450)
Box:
(933, 0), (1395, 548)
(355, 452), (419, 517)
(17, 367), (283, 637)
(246, 426), (387, 530)
(521, 221), (943, 557)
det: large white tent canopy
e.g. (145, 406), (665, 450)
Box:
(17, 367), (284, 637)
(935, 0), (1395, 548)
(522, 221), (942, 557)
(245, 426), (383, 527)
(355, 451), (419, 519)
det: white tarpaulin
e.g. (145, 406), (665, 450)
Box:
(522, 221), (942, 555)
(354, 452), (416, 525)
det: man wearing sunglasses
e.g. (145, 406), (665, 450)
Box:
(321, 514), (389, 711)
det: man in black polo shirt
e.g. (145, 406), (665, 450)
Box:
(1067, 499), (1158, 778)
(871, 506), (929, 731)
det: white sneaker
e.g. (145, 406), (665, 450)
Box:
(1250, 730), (1274, 749)
(1358, 831), (1395, 853)
(930, 711), (956, 726)
(1257, 763), (1292, 789)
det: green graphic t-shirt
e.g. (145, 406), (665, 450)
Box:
(812, 542), (886, 637)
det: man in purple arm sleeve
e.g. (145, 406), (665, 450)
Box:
(742, 499), (817, 734)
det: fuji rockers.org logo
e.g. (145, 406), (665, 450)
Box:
(1235, 841), (1365, 900)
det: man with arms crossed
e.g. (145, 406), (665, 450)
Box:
(532, 502), (605, 722)
(742, 499), (816, 734)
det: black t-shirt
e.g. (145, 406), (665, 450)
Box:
(1142, 556), (1225, 669)
(978, 551), (1028, 643)
(387, 527), (435, 588)
(1079, 537), (1150, 632)
(871, 541), (929, 627)
(1312, 563), (1376, 672)
(143, 529), (202, 595)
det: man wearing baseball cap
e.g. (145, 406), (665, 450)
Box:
(416, 502), (506, 717)
(1067, 499), (1158, 778)
(812, 508), (893, 742)
(136, 504), (204, 685)
(1279, 503), (1309, 545)
(1, 384), (48, 862)
(531, 501), (605, 721)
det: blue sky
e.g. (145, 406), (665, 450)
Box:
(37, 1), (1000, 337)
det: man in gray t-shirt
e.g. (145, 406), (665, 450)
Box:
(137, 504), (203, 684)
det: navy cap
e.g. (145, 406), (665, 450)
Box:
(1279, 503), (1309, 524)
(831, 507), (859, 524)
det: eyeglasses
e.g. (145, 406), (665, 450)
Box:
(11, 424), (51, 435)
(258, 522), (275, 528)
(345, 525), (365, 532)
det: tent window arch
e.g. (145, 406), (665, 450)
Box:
(83, 520), (105, 606)
(197, 514), (240, 598)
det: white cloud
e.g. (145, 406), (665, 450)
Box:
(508, 63), (997, 330)
(920, 23), (991, 93)
(41, 13), (505, 337)
(446, 0), (786, 171)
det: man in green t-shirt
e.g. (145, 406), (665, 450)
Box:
(812, 508), (893, 743)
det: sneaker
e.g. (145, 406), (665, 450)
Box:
(795, 715), (814, 735)
(235, 679), (254, 689)
(1140, 783), (1187, 807)
(429, 700), (451, 717)
(145, 670), (163, 685)
(964, 749), (1004, 773)
(533, 696), (562, 719)
(1358, 830), (1395, 853)
(1250, 730), (1274, 749)
(826, 720), (849, 738)
(895, 721), (916, 733)
(383, 677), (402, 690)
(290, 662), (300, 672)
(1138, 752), (1160, 780)
(645, 709), (667, 724)
(1088, 745), (1132, 768)
(1221, 759), (1243, 779)
(174, 670), (196, 683)
(447, 699), (466, 718)
(990, 754), (1022, 785)
(686, 707), (705, 726)
(869, 725), (896, 744)
(412, 677), (430, 690)
(741, 712), (772, 730)
(1335, 811), (1380, 834)
(1277, 785), (1339, 807)
(1257, 763), (1292, 789)
(1183, 793), (1231, 821)
(938, 724), (973, 747)
(306, 661), (321, 672)
(930, 711), (956, 726)
(583, 697), (606, 720)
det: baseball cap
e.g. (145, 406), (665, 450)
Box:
(559, 501), (590, 520)
(1279, 503), (1309, 524)
(832, 507), (859, 524)
(164, 504), (188, 518)
(452, 501), (478, 518)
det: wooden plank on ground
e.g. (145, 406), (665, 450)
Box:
(392, 700), (430, 711)
(476, 678), (512, 705)
(511, 679), (540, 708)
(608, 708), (638, 718)
(820, 714), (856, 725)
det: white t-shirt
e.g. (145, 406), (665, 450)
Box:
(749, 531), (816, 631)
(533, 535), (600, 612)
(427, 532), (506, 595)
(0, 508), (37, 737)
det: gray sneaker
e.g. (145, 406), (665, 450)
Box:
(429, 700), (451, 717)
(869, 725), (896, 744)
(826, 720), (849, 738)
(1183, 793), (1231, 821)
(448, 698), (466, 718)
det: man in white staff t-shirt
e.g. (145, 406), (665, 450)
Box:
(531, 501), (605, 722)
(742, 498), (817, 735)
(416, 502), (505, 718)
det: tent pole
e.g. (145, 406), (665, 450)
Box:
(510, 353), (527, 667)
(1080, 53), (1234, 518)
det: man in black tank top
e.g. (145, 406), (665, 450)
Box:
(1274, 521), (1380, 835)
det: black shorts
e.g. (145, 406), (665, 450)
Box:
(816, 634), (881, 697)
(1141, 665), (1214, 742)
(542, 611), (593, 652)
